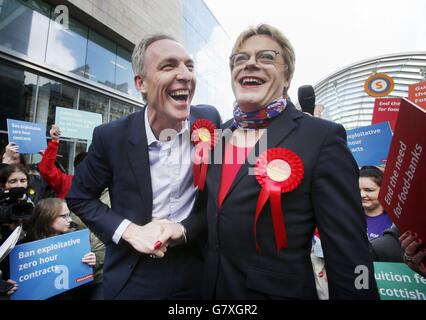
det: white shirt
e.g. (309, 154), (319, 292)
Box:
(113, 107), (196, 243)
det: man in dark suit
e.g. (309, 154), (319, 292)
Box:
(202, 24), (379, 299)
(67, 34), (221, 299)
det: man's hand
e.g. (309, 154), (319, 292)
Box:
(122, 221), (170, 257)
(50, 124), (61, 141)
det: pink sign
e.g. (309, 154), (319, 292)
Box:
(371, 98), (401, 132)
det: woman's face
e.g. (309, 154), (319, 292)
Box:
(359, 177), (382, 212)
(52, 203), (72, 235)
(4, 171), (28, 190)
(231, 35), (289, 112)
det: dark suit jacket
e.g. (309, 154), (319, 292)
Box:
(203, 103), (379, 299)
(370, 225), (403, 262)
(66, 105), (221, 299)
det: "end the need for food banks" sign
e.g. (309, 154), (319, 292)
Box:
(378, 98), (426, 244)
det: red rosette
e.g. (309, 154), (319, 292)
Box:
(191, 119), (218, 148)
(254, 148), (304, 253)
(191, 119), (218, 191)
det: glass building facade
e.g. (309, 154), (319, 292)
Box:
(0, 0), (231, 172)
(315, 52), (426, 130)
(183, 0), (233, 121)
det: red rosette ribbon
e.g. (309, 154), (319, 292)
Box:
(254, 148), (304, 253)
(191, 119), (218, 191)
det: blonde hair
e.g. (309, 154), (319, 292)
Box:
(230, 24), (296, 96)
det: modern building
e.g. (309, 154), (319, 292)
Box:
(0, 0), (232, 172)
(314, 52), (426, 129)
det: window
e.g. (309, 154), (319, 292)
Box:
(35, 76), (78, 136)
(85, 30), (116, 88)
(45, 14), (88, 75)
(115, 46), (139, 99)
(109, 99), (137, 122)
(0, 0), (50, 61)
(0, 62), (38, 132)
(79, 89), (109, 124)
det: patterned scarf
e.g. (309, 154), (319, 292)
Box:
(232, 96), (287, 129)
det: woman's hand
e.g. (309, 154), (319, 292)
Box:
(400, 231), (426, 277)
(6, 280), (18, 295)
(49, 124), (61, 141)
(2, 143), (20, 164)
(82, 252), (96, 266)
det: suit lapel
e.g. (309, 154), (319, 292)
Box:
(127, 107), (153, 223)
(265, 103), (302, 149)
(211, 128), (233, 208)
(219, 103), (302, 205)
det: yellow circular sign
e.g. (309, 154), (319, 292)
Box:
(198, 128), (211, 142)
(364, 73), (395, 97)
(266, 160), (291, 182)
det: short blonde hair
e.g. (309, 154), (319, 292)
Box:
(230, 24), (296, 96)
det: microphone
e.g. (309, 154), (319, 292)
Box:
(298, 85), (316, 115)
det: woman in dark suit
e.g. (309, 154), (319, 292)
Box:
(202, 24), (379, 300)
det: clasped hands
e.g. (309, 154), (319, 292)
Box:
(122, 219), (185, 258)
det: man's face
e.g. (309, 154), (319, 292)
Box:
(135, 39), (196, 130)
(231, 35), (289, 112)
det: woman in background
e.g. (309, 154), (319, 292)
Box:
(26, 198), (95, 266)
(359, 166), (392, 240)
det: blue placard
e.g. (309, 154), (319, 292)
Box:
(9, 229), (93, 300)
(55, 107), (102, 140)
(346, 122), (393, 167)
(7, 119), (47, 154)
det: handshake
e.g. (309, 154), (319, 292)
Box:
(122, 219), (187, 258)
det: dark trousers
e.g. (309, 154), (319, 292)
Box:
(115, 245), (203, 300)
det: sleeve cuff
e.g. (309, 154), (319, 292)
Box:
(112, 219), (132, 244)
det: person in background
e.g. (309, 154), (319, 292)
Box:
(0, 164), (33, 295)
(359, 166), (392, 240)
(38, 124), (106, 299)
(1, 143), (51, 204)
(24, 198), (96, 299)
(25, 198), (95, 265)
(38, 124), (88, 200)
